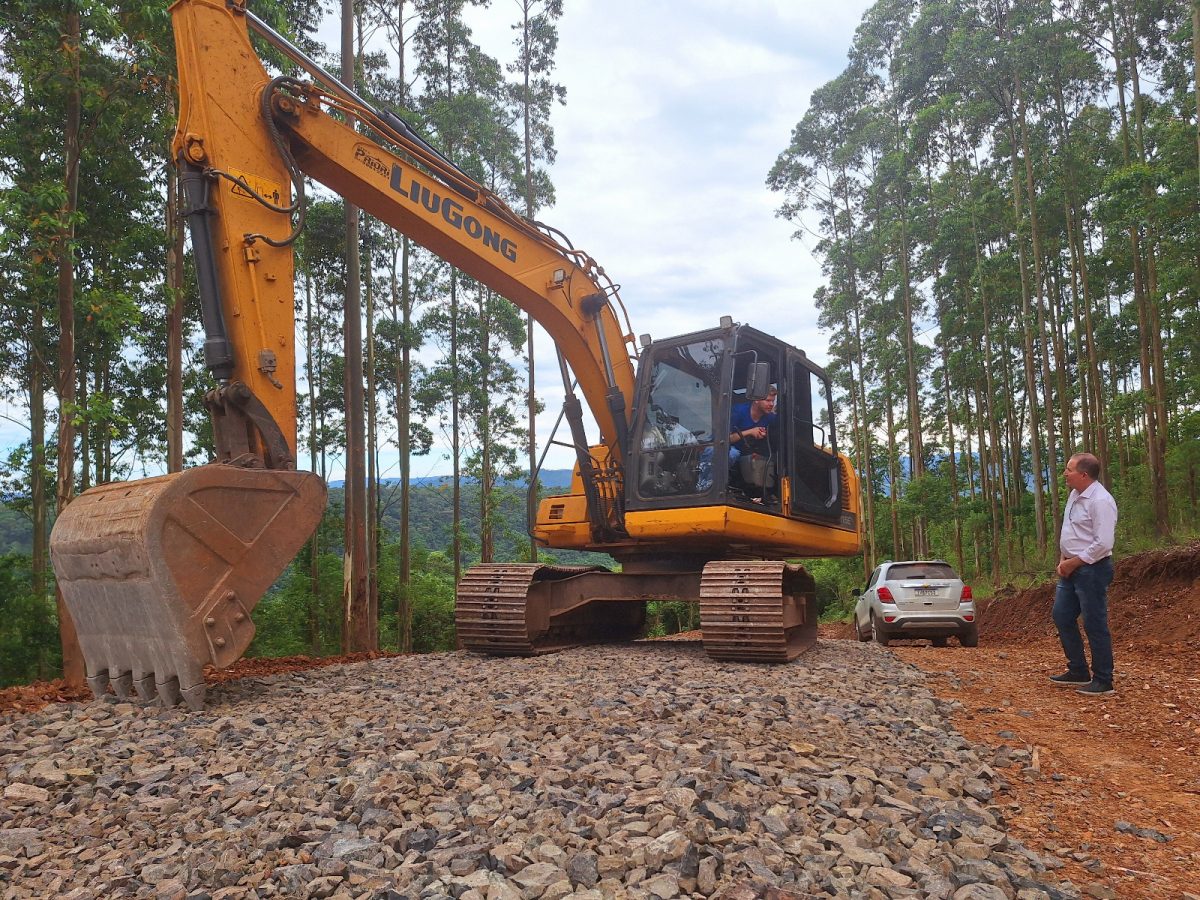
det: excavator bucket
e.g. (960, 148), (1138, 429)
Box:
(49, 466), (326, 709)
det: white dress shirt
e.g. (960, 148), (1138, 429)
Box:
(1060, 480), (1118, 565)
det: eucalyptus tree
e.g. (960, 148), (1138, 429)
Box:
(849, 0), (935, 558)
(507, 0), (565, 561)
(769, 61), (878, 573)
(362, 0), (427, 647)
(413, 0), (516, 582)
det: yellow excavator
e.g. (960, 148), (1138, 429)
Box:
(49, 0), (861, 708)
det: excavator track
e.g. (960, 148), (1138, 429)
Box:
(456, 563), (650, 655)
(699, 560), (818, 662)
(456, 565), (554, 656)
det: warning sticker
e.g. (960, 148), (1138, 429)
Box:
(227, 167), (284, 206)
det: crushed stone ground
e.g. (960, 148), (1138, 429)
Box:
(3, 541), (1198, 899)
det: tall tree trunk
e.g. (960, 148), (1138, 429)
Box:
(884, 389), (903, 560)
(30, 314), (47, 600)
(480, 288), (494, 563)
(1126, 22), (1171, 532)
(78, 365), (89, 491)
(55, 8), (84, 687)
(897, 210), (925, 557)
(941, 342), (964, 576)
(521, 0), (539, 563)
(166, 114), (185, 473)
(998, 333), (1024, 567)
(969, 211), (1007, 576)
(837, 171), (875, 575)
(305, 270), (321, 655)
(1074, 204), (1107, 469)
(364, 223), (379, 648)
(1006, 115), (1047, 555)
(341, 0), (370, 652)
(398, 238), (413, 652)
(1049, 260), (1073, 453)
(1015, 76), (1061, 542)
(450, 271), (461, 585)
(389, 4), (414, 654)
(1194, 1), (1200, 191)
(1108, 0), (1166, 517)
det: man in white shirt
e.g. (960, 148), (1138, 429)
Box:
(1049, 452), (1118, 696)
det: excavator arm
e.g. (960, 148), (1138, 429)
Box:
(48, 0), (640, 707)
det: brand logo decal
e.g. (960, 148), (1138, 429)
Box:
(354, 145), (389, 178)
(389, 164), (517, 263)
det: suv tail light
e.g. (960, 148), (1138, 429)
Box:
(877, 586), (895, 603)
(960, 585), (973, 601)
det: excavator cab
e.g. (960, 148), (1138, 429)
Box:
(499, 322), (860, 664)
(627, 322), (849, 530)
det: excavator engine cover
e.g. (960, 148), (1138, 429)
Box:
(50, 465), (326, 709)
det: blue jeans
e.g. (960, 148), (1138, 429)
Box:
(696, 445), (740, 492)
(1052, 557), (1114, 684)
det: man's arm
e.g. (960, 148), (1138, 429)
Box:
(1080, 496), (1117, 564)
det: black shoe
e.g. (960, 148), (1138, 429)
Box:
(1049, 671), (1091, 687)
(1076, 680), (1115, 696)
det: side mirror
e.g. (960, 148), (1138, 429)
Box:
(745, 362), (771, 400)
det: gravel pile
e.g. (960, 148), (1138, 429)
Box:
(0, 640), (1079, 900)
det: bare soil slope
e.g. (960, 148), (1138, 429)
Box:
(977, 541), (1200, 646)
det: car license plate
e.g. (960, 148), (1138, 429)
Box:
(915, 588), (937, 596)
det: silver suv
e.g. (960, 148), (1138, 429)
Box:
(853, 560), (978, 647)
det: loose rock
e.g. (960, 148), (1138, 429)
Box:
(0, 642), (1075, 899)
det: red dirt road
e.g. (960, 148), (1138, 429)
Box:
(883, 543), (1200, 900)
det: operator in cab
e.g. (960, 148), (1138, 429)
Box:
(727, 386), (779, 503)
(728, 386), (778, 465)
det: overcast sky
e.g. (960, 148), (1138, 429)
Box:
(0, 0), (874, 482)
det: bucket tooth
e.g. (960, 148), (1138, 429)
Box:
(86, 671), (110, 700)
(156, 676), (182, 708)
(133, 672), (157, 701)
(50, 466), (327, 709)
(180, 683), (207, 711)
(111, 671), (133, 699)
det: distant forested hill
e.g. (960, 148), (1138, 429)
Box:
(0, 506), (31, 555)
(0, 468), (611, 568)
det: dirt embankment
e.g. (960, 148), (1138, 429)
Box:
(976, 541), (1200, 646)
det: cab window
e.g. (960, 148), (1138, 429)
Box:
(636, 338), (723, 497)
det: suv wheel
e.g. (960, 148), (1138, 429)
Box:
(932, 636), (949, 648)
(856, 614), (870, 642)
(870, 614), (890, 646)
(959, 624), (979, 648)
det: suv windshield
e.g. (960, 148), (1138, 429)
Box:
(889, 563), (957, 580)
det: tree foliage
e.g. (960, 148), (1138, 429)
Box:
(771, 0), (1200, 584)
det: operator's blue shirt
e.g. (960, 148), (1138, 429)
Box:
(730, 402), (777, 436)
